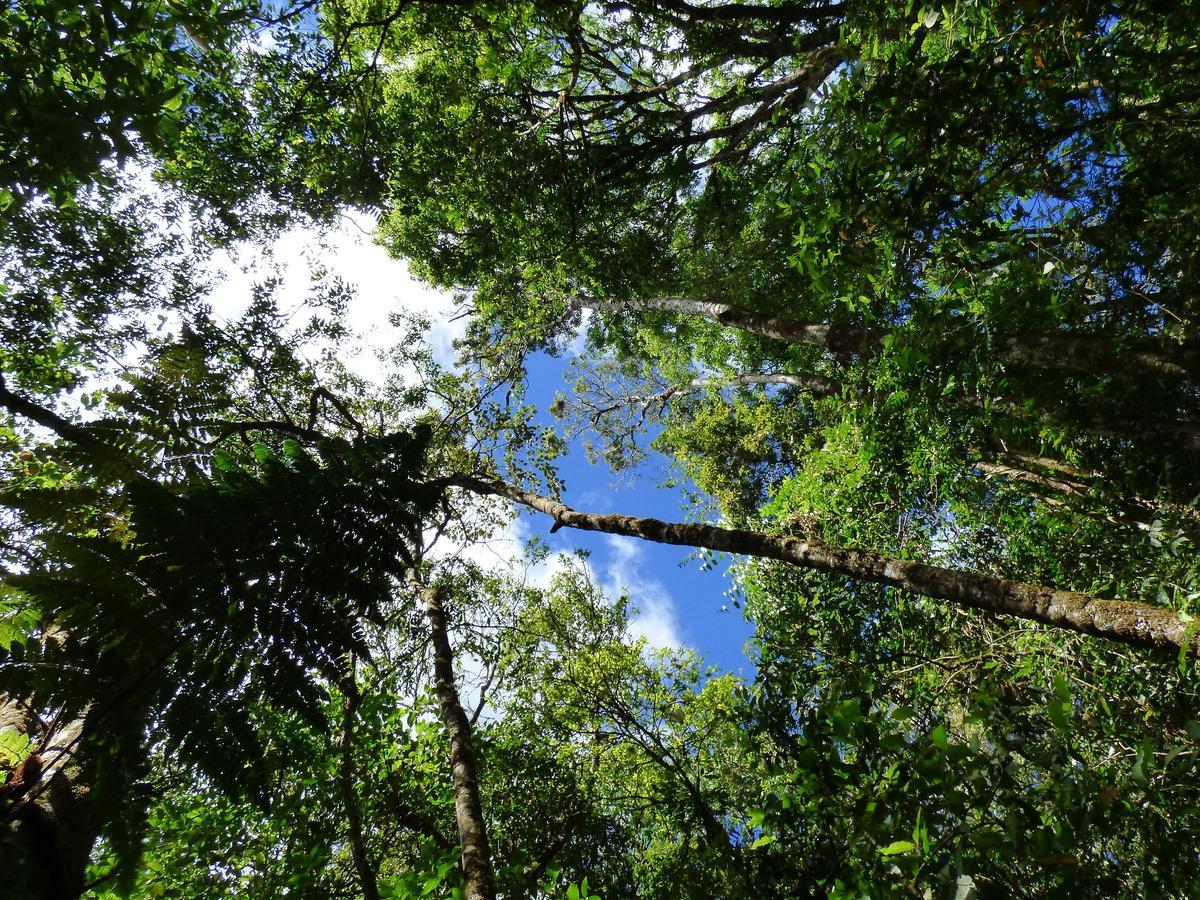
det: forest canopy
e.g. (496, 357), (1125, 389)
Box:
(3, 0), (1200, 897)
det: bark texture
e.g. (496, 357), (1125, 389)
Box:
(451, 475), (1198, 653)
(406, 571), (496, 900)
(972, 452), (1200, 542)
(580, 296), (886, 357)
(1, 699), (96, 900)
(575, 297), (1198, 379)
(688, 372), (843, 396)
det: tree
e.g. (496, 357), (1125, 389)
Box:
(0, 0), (254, 210)
(219, 0), (1200, 621)
(5, 0), (1200, 897)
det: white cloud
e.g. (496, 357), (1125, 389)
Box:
(564, 307), (592, 358)
(430, 513), (566, 590)
(204, 209), (463, 382)
(577, 489), (615, 513)
(435, 505), (684, 650)
(195, 204), (685, 652)
(427, 504), (684, 651)
(598, 534), (684, 650)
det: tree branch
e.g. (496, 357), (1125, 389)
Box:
(449, 474), (1199, 652)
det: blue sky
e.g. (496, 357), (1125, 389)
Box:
(520, 349), (756, 675)
(206, 210), (755, 675)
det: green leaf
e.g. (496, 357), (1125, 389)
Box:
(879, 840), (917, 856)
(930, 725), (948, 750)
(1053, 676), (1071, 703)
(0, 728), (32, 766)
(1047, 700), (1070, 732)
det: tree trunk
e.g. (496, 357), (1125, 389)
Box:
(575, 297), (1198, 380)
(686, 373), (843, 396)
(971, 459), (1093, 500)
(977, 398), (1200, 449)
(579, 296), (886, 357)
(450, 475), (1197, 653)
(975, 467), (1200, 553)
(713, 370), (1200, 448)
(1, 698), (96, 900)
(338, 663), (380, 900)
(406, 571), (496, 900)
(609, 372), (841, 416)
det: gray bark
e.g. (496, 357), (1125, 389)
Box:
(686, 372), (843, 396)
(406, 571), (496, 900)
(575, 296), (1199, 380)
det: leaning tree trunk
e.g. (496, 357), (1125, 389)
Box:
(406, 570), (496, 900)
(609, 364), (1200, 455)
(982, 448), (1200, 529)
(613, 368), (1200, 520)
(0, 618), (105, 900)
(611, 367), (1199, 543)
(450, 475), (1199, 653)
(574, 296), (1198, 380)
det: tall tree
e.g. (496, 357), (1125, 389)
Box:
(5, 0), (1200, 896)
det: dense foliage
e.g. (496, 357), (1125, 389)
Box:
(3, 1), (1200, 898)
